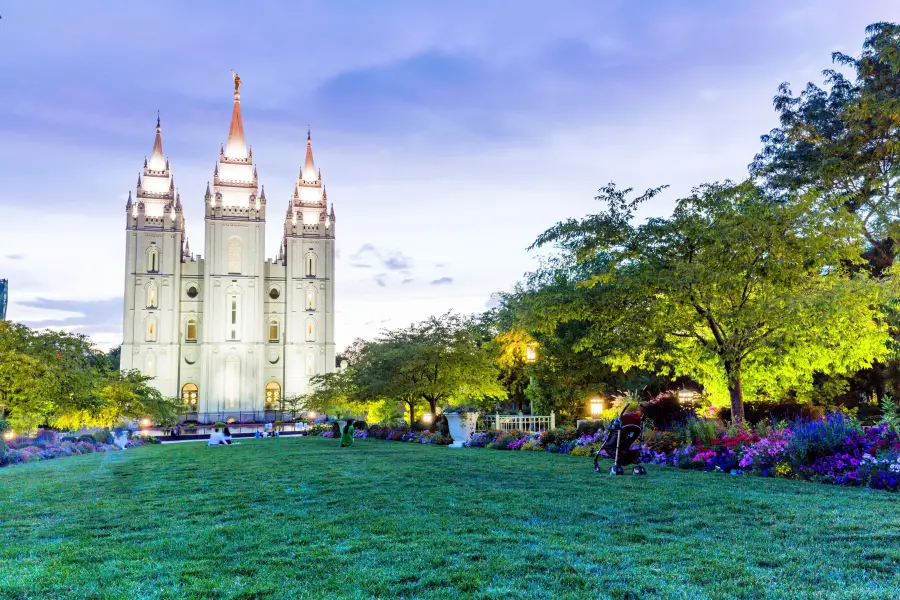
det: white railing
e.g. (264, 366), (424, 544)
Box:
(493, 412), (555, 433)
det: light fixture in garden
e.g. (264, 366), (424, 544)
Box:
(308, 411), (316, 419)
(525, 343), (538, 363)
(140, 418), (151, 427)
(677, 388), (697, 408)
(422, 413), (433, 424)
(3, 431), (13, 441)
(590, 397), (604, 417)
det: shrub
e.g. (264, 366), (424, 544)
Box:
(36, 429), (59, 444)
(644, 430), (679, 454)
(521, 442), (543, 452)
(488, 433), (518, 450)
(92, 430), (111, 444)
(570, 446), (593, 457)
(352, 420), (368, 431)
(539, 427), (578, 448)
(77, 435), (95, 443)
(641, 393), (690, 429)
(545, 443), (560, 453)
(576, 420), (605, 436)
(213, 422), (226, 429)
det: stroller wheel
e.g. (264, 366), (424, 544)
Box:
(609, 465), (624, 476)
(632, 465), (647, 476)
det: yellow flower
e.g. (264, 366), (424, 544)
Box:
(775, 462), (792, 478)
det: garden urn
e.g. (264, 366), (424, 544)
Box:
(446, 412), (477, 448)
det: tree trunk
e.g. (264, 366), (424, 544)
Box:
(728, 370), (745, 425)
(406, 401), (415, 426)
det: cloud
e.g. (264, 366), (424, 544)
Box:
(402, 278), (414, 284)
(430, 277), (454, 285)
(4, 254), (24, 260)
(351, 263), (373, 269)
(383, 256), (410, 270)
(374, 274), (387, 287)
(484, 296), (501, 309)
(19, 297), (123, 341)
(350, 243), (413, 271)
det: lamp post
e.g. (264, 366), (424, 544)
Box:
(589, 397), (604, 418)
(525, 343), (537, 414)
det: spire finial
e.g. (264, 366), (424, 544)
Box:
(307, 126), (311, 141)
(232, 71), (241, 94)
(156, 110), (160, 130)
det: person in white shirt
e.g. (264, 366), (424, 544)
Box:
(208, 428), (227, 446)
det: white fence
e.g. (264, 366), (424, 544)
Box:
(492, 412), (555, 433)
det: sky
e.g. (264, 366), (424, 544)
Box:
(0, 1), (896, 350)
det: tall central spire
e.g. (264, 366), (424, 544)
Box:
(302, 128), (316, 181)
(225, 72), (247, 159)
(149, 113), (165, 170)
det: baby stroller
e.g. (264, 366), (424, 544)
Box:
(593, 403), (647, 476)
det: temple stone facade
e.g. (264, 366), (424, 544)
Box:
(120, 75), (336, 420)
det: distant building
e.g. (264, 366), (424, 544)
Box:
(120, 75), (336, 421)
(0, 278), (7, 320)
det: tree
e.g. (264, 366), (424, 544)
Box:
(394, 313), (506, 416)
(494, 262), (662, 423)
(752, 22), (900, 276)
(531, 181), (893, 423)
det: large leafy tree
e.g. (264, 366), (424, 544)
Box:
(531, 181), (893, 423)
(494, 261), (661, 423)
(752, 22), (900, 276)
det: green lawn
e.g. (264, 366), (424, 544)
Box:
(1, 438), (898, 600)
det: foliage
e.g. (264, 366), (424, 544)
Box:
(529, 180), (893, 423)
(880, 396), (900, 433)
(0, 321), (179, 431)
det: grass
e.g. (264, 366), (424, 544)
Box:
(1, 438), (899, 600)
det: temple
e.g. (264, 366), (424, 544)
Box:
(120, 75), (336, 420)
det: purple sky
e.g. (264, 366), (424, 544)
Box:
(0, 1), (895, 349)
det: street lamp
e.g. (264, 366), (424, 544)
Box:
(525, 343), (538, 414)
(589, 397), (604, 417)
(422, 412), (433, 425)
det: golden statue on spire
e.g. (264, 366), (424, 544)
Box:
(232, 71), (241, 93)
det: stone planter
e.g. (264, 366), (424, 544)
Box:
(445, 412), (477, 448)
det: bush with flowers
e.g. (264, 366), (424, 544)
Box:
(1, 431), (156, 469)
(453, 411), (900, 493)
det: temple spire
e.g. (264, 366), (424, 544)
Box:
(225, 72), (247, 158)
(149, 113), (164, 170)
(302, 127), (316, 180)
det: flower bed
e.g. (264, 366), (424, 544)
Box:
(305, 424), (451, 445)
(1, 432), (158, 469)
(461, 413), (900, 493)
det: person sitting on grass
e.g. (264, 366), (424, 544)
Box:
(340, 421), (354, 447)
(208, 428), (227, 446)
(223, 426), (233, 444)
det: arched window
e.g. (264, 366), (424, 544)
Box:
(268, 318), (280, 343)
(181, 383), (198, 407)
(228, 237), (242, 274)
(306, 287), (316, 311)
(305, 352), (315, 376)
(305, 253), (317, 277)
(145, 353), (156, 377)
(185, 318), (198, 342)
(305, 317), (316, 342)
(265, 381), (281, 409)
(146, 282), (158, 308)
(147, 246), (160, 273)
(146, 317), (157, 342)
